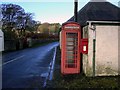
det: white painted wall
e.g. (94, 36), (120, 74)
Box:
(83, 26), (93, 76)
(0, 30), (4, 52)
(83, 24), (119, 76)
(0, 31), (2, 90)
(59, 31), (62, 49)
(118, 26), (120, 75)
(95, 26), (119, 76)
(0, 52), (2, 90)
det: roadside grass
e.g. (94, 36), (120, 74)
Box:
(49, 46), (120, 89)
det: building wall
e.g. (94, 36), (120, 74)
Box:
(118, 25), (120, 75)
(83, 25), (119, 76)
(59, 31), (62, 49)
(0, 52), (2, 90)
(0, 30), (4, 52)
(83, 26), (93, 76)
(95, 25), (119, 76)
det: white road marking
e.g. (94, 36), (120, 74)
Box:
(43, 46), (57, 88)
(41, 73), (49, 78)
(2, 55), (24, 66)
(49, 46), (57, 80)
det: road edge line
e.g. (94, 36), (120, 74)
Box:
(43, 46), (57, 88)
(49, 46), (57, 80)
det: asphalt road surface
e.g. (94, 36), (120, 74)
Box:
(2, 42), (59, 89)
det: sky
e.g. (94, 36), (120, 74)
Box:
(1, 0), (120, 24)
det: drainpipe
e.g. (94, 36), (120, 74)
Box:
(93, 36), (96, 77)
(89, 22), (96, 77)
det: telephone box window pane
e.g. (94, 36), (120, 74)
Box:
(66, 46), (74, 51)
(67, 64), (75, 68)
(66, 55), (74, 59)
(66, 33), (78, 68)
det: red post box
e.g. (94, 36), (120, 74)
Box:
(61, 22), (81, 74)
(81, 39), (88, 54)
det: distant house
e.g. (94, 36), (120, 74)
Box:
(37, 23), (50, 34)
(67, 1), (120, 76)
(37, 23), (60, 35)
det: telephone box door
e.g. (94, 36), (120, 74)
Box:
(61, 22), (81, 74)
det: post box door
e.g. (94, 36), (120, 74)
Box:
(81, 39), (88, 54)
(61, 30), (80, 74)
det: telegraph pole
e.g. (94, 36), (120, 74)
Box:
(74, 0), (78, 22)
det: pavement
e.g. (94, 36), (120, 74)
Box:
(2, 42), (59, 89)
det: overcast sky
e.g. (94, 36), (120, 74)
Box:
(1, 0), (120, 24)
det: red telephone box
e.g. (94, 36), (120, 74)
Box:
(61, 22), (81, 74)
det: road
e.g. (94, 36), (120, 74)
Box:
(2, 42), (59, 89)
